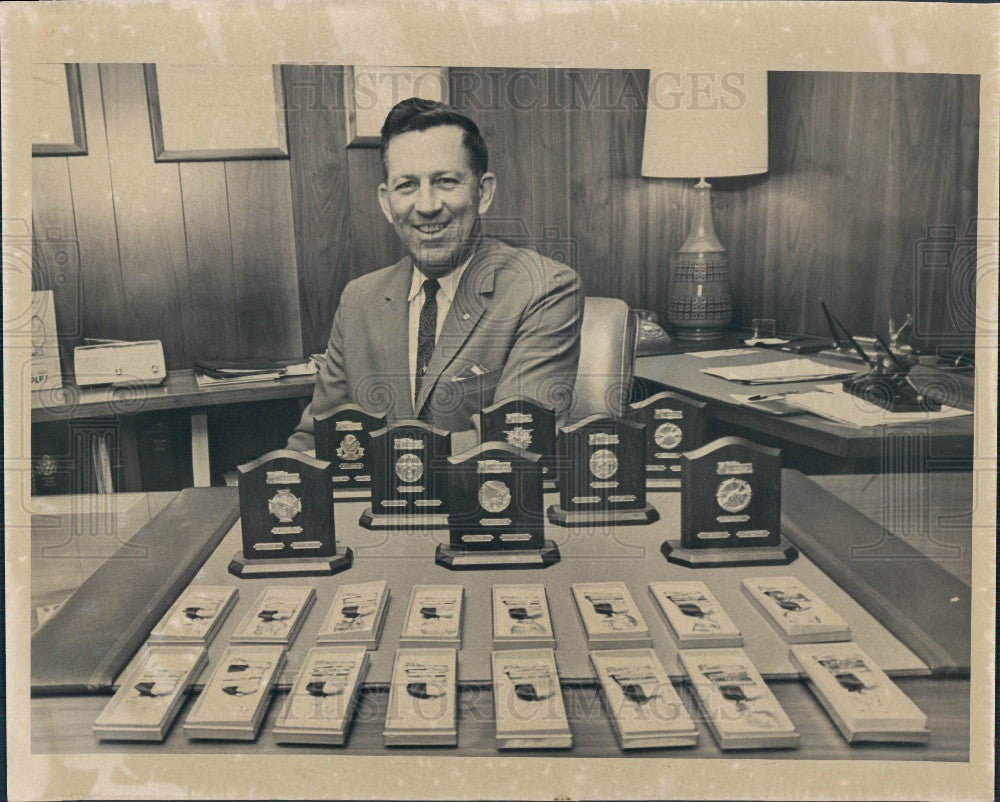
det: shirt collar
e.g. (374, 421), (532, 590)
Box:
(407, 250), (475, 304)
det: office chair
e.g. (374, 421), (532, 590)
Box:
(567, 297), (638, 422)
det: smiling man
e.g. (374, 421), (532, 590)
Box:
(287, 97), (583, 451)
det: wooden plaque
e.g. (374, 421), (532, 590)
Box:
(314, 403), (386, 497)
(661, 436), (796, 567)
(478, 396), (557, 488)
(360, 421), (451, 529)
(547, 415), (658, 527)
(627, 390), (706, 490)
(435, 442), (559, 569)
(230, 449), (352, 578)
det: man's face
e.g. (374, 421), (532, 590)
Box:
(378, 125), (496, 277)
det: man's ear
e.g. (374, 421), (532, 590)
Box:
(377, 183), (394, 225)
(477, 172), (496, 215)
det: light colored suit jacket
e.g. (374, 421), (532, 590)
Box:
(287, 237), (583, 451)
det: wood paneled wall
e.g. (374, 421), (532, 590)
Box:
(34, 66), (979, 368)
(31, 63), (301, 372)
(287, 67), (978, 354)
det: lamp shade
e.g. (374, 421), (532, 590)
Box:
(641, 71), (768, 178)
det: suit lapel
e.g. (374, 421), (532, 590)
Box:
(377, 258), (415, 418)
(414, 239), (498, 415)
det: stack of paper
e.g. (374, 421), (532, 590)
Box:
(384, 648), (458, 746)
(783, 384), (973, 427)
(93, 645), (207, 742)
(148, 586), (238, 646)
(399, 585), (464, 647)
(492, 584), (555, 649)
(700, 358), (855, 384)
(649, 581), (742, 648)
(230, 586), (316, 647)
(590, 649), (698, 749)
(571, 582), (651, 648)
(273, 646), (370, 745)
(183, 644), (286, 741)
(492, 649), (572, 749)
(315, 581), (390, 649)
(742, 576), (851, 643)
(790, 642), (929, 743)
(679, 648), (799, 750)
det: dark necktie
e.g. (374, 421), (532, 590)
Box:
(414, 278), (440, 403)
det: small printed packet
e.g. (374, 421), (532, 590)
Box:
(649, 581), (742, 648)
(742, 576), (850, 643)
(399, 585), (464, 646)
(492, 584), (555, 648)
(230, 585), (316, 646)
(148, 585), (238, 645)
(679, 647), (799, 750)
(93, 645), (207, 742)
(315, 581), (390, 648)
(571, 582), (651, 647)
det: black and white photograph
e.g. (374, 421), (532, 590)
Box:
(3, 1), (997, 800)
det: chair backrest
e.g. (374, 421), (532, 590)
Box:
(567, 297), (637, 422)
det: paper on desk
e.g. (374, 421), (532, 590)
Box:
(700, 358), (856, 384)
(688, 348), (760, 359)
(783, 385), (973, 427)
(743, 337), (790, 346)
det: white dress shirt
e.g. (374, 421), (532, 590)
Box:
(407, 254), (473, 404)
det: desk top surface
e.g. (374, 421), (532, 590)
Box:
(635, 351), (975, 458)
(31, 369), (317, 422)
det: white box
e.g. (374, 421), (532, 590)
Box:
(273, 646), (370, 745)
(492, 649), (571, 749)
(649, 581), (742, 648)
(492, 584), (555, 649)
(742, 576), (851, 643)
(315, 581), (390, 648)
(183, 644), (285, 741)
(399, 585), (463, 647)
(230, 585), (315, 646)
(93, 645), (207, 742)
(384, 648), (457, 746)
(571, 582), (651, 648)
(679, 647), (799, 750)
(148, 585), (238, 646)
(790, 642), (928, 743)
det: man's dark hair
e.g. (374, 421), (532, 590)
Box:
(380, 97), (489, 178)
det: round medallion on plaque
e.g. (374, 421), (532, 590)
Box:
(715, 477), (752, 513)
(394, 453), (424, 483)
(653, 422), (683, 450)
(478, 479), (512, 513)
(267, 488), (302, 522)
(336, 434), (364, 461)
(589, 448), (619, 479)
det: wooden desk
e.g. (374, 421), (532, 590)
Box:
(634, 352), (975, 473)
(31, 369), (316, 488)
(30, 473), (972, 761)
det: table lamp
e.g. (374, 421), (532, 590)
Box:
(641, 72), (769, 342)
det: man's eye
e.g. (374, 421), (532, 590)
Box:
(436, 177), (459, 188)
(394, 182), (416, 193)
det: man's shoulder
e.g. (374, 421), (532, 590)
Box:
(340, 256), (408, 299)
(479, 237), (581, 293)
